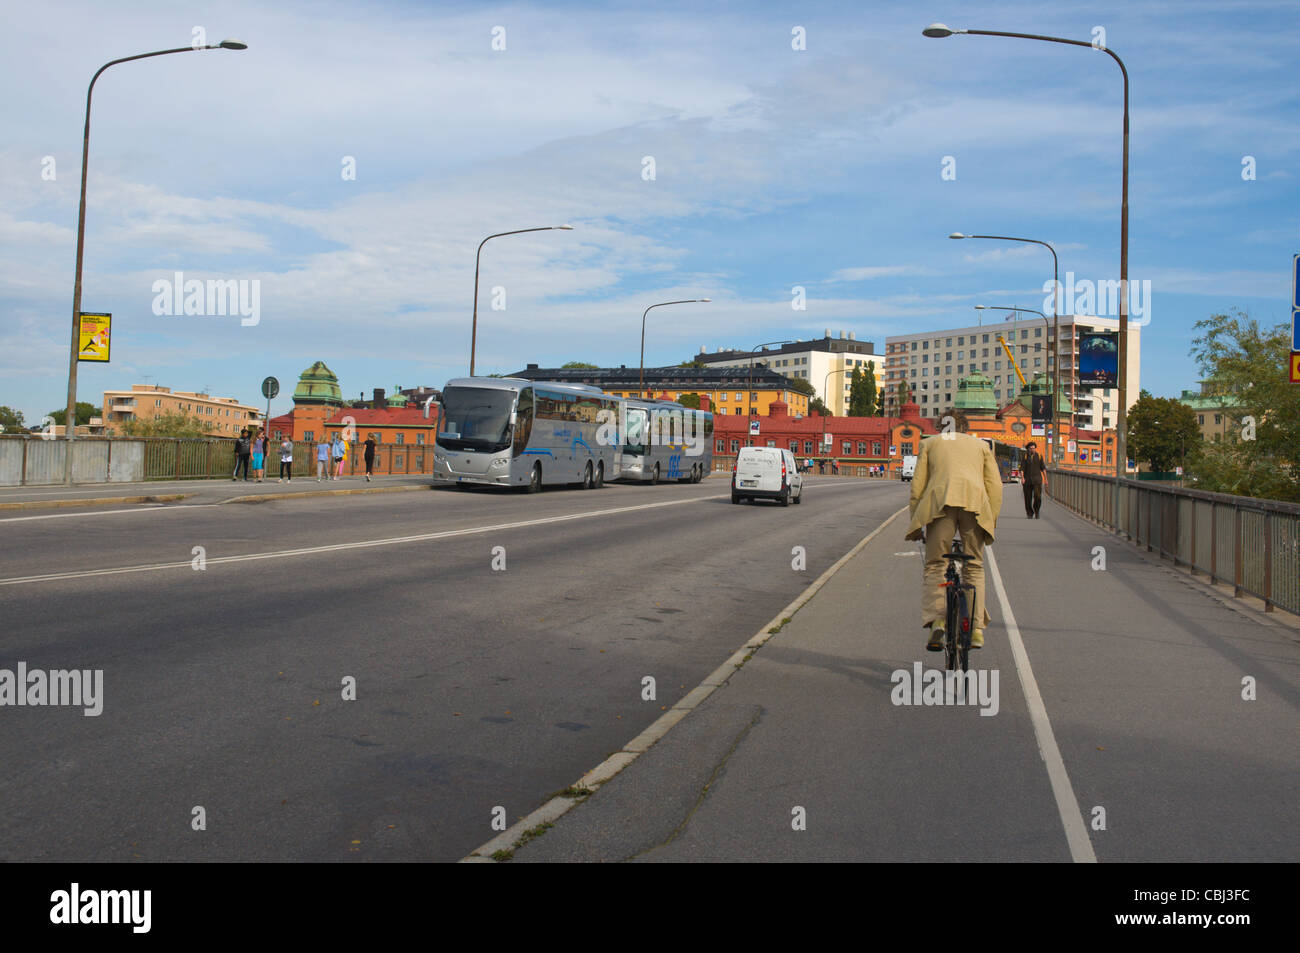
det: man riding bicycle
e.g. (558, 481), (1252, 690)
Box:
(904, 421), (1002, 652)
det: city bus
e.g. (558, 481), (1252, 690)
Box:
(433, 377), (623, 491)
(618, 398), (714, 484)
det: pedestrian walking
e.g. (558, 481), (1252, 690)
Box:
(363, 435), (376, 481)
(251, 431), (266, 482)
(331, 434), (346, 480)
(831, 459), (839, 476)
(905, 419), (1002, 652)
(232, 429), (251, 481)
(1021, 441), (1047, 518)
(315, 436), (330, 481)
(278, 436), (294, 482)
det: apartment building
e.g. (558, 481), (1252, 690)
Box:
(689, 331), (882, 416)
(101, 385), (263, 436)
(882, 314), (1140, 429)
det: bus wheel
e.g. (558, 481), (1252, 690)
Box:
(692, 464), (702, 483)
(527, 464), (542, 493)
(651, 463), (660, 485)
(583, 462), (594, 489)
(594, 462), (604, 488)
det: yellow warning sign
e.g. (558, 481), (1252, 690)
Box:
(78, 312), (111, 362)
(1290, 352), (1300, 383)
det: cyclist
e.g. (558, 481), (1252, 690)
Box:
(904, 420), (1002, 652)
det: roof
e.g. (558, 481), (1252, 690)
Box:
(324, 407), (435, 426)
(714, 413), (934, 437)
(509, 366), (799, 388)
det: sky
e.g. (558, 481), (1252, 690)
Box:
(3, 0), (1298, 424)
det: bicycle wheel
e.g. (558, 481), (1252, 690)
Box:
(956, 589), (971, 673)
(944, 586), (959, 672)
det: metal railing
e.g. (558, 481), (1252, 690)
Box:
(1049, 468), (1300, 615)
(0, 435), (435, 486)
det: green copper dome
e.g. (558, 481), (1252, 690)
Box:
(1015, 372), (1070, 414)
(953, 370), (996, 414)
(292, 361), (344, 406)
(386, 385), (408, 408)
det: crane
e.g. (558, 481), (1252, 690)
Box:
(997, 335), (1027, 388)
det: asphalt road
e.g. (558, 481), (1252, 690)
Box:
(0, 474), (902, 862)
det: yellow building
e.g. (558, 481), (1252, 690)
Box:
(101, 385), (262, 436)
(512, 366), (811, 417)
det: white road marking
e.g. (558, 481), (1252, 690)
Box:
(986, 547), (1098, 863)
(0, 505), (220, 523)
(0, 494), (736, 585)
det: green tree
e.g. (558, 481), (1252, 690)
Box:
(117, 411), (216, 438)
(0, 406), (25, 433)
(784, 376), (816, 396)
(847, 366), (865, 416)
(46, 402), (100, 427)
(676, 392), (701, 409)
(678, 358), (706, 368)
(561, 361), (599, 369)
(1127, 390), (1201, 475)
(895, 380), (910, 408)
(862, 362), (879, 416)
(1188, 310), (1300, 501)
(810, 397), (830, 417)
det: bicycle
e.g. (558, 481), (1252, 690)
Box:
(938, 535), (978, 673)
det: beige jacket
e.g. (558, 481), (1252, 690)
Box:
(905, 433), (1003, 542)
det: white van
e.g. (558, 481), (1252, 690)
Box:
(731, 447), (803, 506)
(901, 455), (918, 482)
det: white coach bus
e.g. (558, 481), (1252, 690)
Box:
(618, 397), (713, 484)
(432, 377), (623, 491)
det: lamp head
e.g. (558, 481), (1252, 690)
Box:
(217, 38), (248, 50)
(556, 224), (574, 230)
(922, 23), (957, 38)
(949, 232), (967, 239)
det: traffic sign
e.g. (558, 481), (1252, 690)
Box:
(1292, 309), (1300, 352)
(1294, 254), (1299, 310)
(262, 376), (280, 400)
(1290, 352), (1300, 384)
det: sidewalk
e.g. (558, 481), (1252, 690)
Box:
(477, 494), (1300, 862)
(0, 474), (433, 510)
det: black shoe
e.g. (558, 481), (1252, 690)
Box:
(926, 627), (945, 652)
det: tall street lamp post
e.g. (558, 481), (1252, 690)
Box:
(926, 21), (1130, 521)
(949, 232), (1064, 442)
(469, 225), (573, 377)
(63, 38), (248, 485)
(821, 366), (849, 458)
(638, 298), (711, 399)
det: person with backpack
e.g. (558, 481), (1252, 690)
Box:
(232, 430), (251, 481)
(331, 434), (346, 480)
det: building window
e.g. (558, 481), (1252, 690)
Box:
(789, 440), (799, 452)
(735, 393), (742, 401)
(416, 433), (425, 444)
(304, 431), (314, 442)
(766, 439), (776, 448)
(1106, 449), (1113, 463)
(720, 392), (727, 400)
(982, 334), (989, 343)
(716, 439), (725, 452)
(1214, 414), (1221, 425)
(842, 440), (851, 454)
(923, 340), (929, 349)
(872, 441), (882, 455)
(1035, 328), (1042, 337)
(731, 439), (740, 453)
(901, 442), (914, 455)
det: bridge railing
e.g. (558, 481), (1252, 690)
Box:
(1049, 468), (1300, 615)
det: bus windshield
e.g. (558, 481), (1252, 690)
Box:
(624, 407), (647, 455)
(437, 387), (516, 453)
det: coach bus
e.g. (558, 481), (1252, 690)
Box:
(982, 437), (1023, 483)
(618, 398), (713, 484)
(433, 377), (623, 491)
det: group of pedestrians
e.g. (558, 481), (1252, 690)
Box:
(232, 429), (297, 482)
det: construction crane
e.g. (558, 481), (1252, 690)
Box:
(997, 336), (1027, 387)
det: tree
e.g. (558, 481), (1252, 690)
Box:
(847, 365), (878, 417)
(895, 380), (910, 409)
(810, 397), (830, 417)
(676, 392), (701, 409)
(116, 411), (216, 438)
(46, 402), (100, 426)
(561, 361), (599, 369)
(678, 358), (707, 369)
(0, 406), (25, 434)
(1127, 391), (1200, 475)
(862, 362), (879, 416)
(784, 376), (816, 396)
(1188, 310), (1300, 501)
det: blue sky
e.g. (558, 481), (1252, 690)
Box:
(3, 0), (1298, 423)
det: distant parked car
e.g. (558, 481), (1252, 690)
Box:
(901, 454), (918, 481)
(731, 447), (803, 506)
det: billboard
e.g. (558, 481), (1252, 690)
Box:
(1078, 331), (1118, 388)
(78, 312), (111, 362)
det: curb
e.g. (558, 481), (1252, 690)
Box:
(460, 503), (910, 862)
(219, 484), (430, 504)
(0, 493), (190, 511)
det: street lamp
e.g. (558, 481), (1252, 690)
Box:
(469, 225), (574, 377)
(974, 304), (1060, 461)
(63, 38), (248, 485)
(950, 231), (1065, 432)
(927, 22), (1130, 505)
(746, 340), (796, 445)
(638, 298), (711, 399)
(821, 366), (849, 458)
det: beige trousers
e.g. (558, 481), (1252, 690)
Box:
(922, 506), (992, 630)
